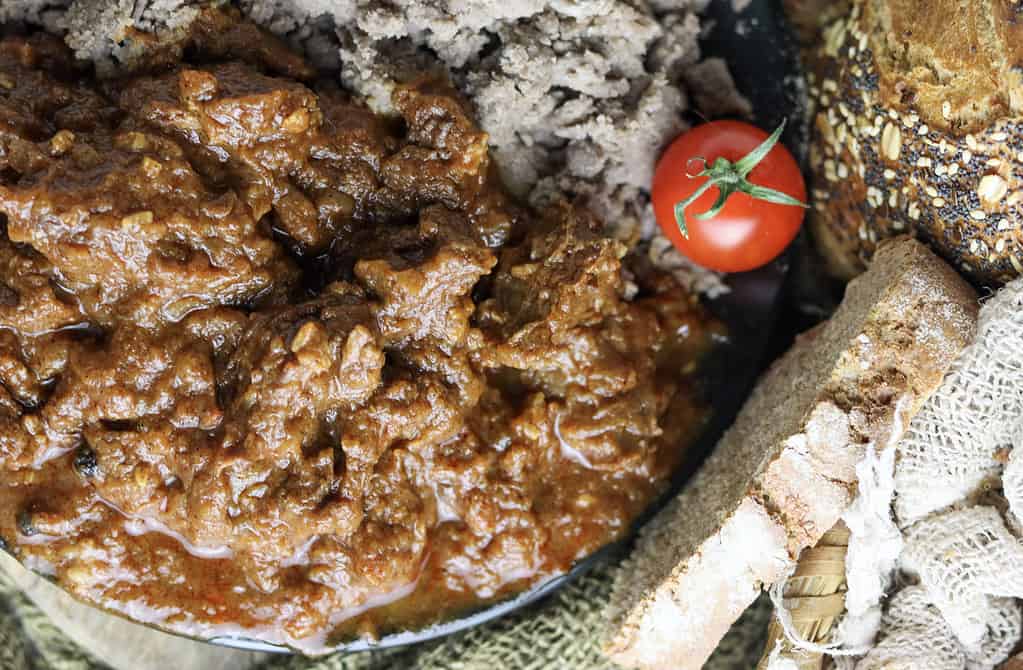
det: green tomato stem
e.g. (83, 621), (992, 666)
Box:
(674, 119), (808, 239)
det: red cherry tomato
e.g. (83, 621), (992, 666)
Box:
(651, 120), (806, 273)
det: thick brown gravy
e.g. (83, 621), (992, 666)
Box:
(0, 9), (720, 652)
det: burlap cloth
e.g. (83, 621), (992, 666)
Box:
(0, 555), (772, 669)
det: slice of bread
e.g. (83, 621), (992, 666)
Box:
(604, 237), (978, 670)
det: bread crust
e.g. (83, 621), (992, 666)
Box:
(604, 238), (978, 670)
(805, 0), (1023, 284)
(782, 0), (851, 43)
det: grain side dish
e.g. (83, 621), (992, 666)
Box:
(0, 9), (720, 652)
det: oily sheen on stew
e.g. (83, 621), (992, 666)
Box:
(0, 10), (719, 652)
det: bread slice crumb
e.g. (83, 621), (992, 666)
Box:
(604, 237), (978, 670)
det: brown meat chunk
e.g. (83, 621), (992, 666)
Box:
(477, 203), (628, 349)
(121, 65), (515, 253)
(120, 62), (356, 250)
(108, 6), (315, 81)
(0, 123), (297, 327)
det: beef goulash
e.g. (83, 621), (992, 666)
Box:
(0, 10), (720, 652)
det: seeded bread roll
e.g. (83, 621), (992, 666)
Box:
(603, 238), (978, 670)
(782, 0), (850, 43)
(805, 0), (1023, 284)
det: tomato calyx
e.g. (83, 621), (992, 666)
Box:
(673, 119), (808, 238)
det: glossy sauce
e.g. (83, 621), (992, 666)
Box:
(0, 9), (721, 653)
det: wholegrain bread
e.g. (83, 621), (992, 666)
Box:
(604, 237), (978, 670)
(803, 0), (1023, 284)
(782, 0), (850, 44)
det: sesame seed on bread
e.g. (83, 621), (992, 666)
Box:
(603, 238), (978, 670)
(782, 0), (851, 44)
(804, 0), (1023, 284)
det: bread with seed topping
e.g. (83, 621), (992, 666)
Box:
(803, 0), (1023, 284)
(782, 0), (850, 43)
(603, 237), (978, 670)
